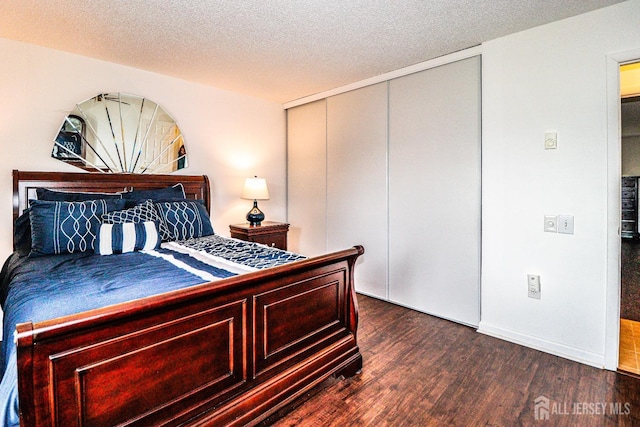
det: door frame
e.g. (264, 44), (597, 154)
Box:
(605, 48), (640, 370)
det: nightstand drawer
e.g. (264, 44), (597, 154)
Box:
(229, 221), (289, 251)
(249, 234), (287, 249)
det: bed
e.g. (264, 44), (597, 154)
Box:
(2, 170), (363, 426)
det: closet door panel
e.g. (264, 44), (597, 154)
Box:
(327, 83), (388, 298)
(287, 100), (327, 256)
(388, 56), (481, 326)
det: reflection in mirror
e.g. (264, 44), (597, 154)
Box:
(53, 93), (188, 173)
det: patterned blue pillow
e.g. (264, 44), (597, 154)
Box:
(95, 221), (160, 255)
(154, 200), (214, 241)
(29, 199), (126, 256)
(101, 200), (172, 241)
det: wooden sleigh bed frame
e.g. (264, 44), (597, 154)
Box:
(11, 170), (363, 426)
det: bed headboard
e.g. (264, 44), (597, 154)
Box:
(13, 170), (210, 222)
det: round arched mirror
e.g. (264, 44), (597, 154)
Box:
(52, 93), (188, 173)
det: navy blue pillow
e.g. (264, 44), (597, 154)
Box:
(29, 199), (126, 256)
(36, 188), (123, 201)
(153, 200), (214, 241)
(122, 184), (185, 207)
(13, 209), (32, 256)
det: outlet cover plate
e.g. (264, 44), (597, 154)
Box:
(528, 274), (541, 299)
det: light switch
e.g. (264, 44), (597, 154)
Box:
(558, 215), (574, 234)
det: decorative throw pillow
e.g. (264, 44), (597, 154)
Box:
(101, 199), (172, 241)
(121, 184), (185, 207)
(36, 188), (123, 201)
(94, 221), (160, 255)
(153, 200), (214, 241)
(29, 199), (126, 256)
(13, 209), (32, 256)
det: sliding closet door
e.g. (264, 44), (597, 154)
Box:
(287, 100), (327, 256)
(327, 83), (388, 298)
(389, 56), (481, 326)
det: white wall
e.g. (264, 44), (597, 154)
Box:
(480, 0), (640, 367)
(0, 38), (286, 261)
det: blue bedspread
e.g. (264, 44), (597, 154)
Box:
(0, 235), (305, 426)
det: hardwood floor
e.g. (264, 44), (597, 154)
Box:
(262, 295), (640, 426)
(620, 319), (640, 375)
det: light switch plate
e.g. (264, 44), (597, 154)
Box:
(558, 215), (574, 234)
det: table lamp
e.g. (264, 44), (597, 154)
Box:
(241, 176), (270, 226)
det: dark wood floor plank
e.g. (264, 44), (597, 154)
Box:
(263, 295), (640, 426)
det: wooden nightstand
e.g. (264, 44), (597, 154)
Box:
(229, 221), (289, 250)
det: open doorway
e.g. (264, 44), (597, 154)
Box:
(619, 61), (640, 374)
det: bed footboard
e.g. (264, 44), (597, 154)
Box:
(16, 246), (364, 427)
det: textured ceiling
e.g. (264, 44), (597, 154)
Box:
(0, 0), (627, 103)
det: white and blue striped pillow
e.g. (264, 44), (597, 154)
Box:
(95, 221), (160, 255)
(102, 199), (172, 241)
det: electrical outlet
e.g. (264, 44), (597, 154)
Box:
(528, 274), (541, 299)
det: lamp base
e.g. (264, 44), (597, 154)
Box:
(246, 200), (265, 226)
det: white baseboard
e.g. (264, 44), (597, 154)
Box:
(477, 321), (605, 369)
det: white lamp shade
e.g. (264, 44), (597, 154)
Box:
(242, 177), (270, 200)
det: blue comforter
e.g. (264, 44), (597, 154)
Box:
(0, 235), (304, 426)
